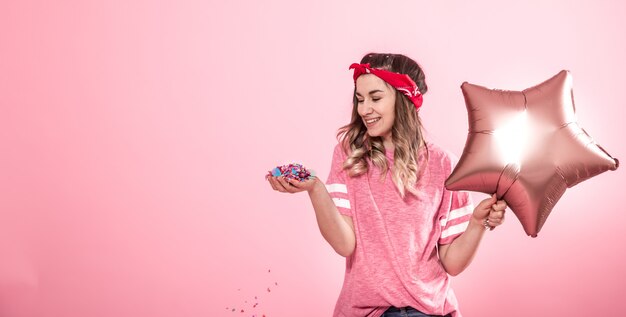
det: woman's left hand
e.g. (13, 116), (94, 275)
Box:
(473, 193), (507, 230)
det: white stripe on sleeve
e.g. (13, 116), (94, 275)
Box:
(332, 198), (351, 209)
(326, 183), (348, 194)
(449, 204), (473, 220)
(440, 205), (473, 227)
(440, 221), (469, 239)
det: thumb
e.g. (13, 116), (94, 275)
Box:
(476, 193), (497, 211)
(490, 193), (497, 202)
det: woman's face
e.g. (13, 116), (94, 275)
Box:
(355, 74), (396, 143)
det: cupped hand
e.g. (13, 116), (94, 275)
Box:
(267, 176), (320, 194)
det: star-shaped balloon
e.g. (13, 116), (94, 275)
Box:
(445, 70), (619, 237)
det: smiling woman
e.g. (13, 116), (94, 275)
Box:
(2, 0), (625, 316)
(355, 75), (396, 147)
(342, 54), (428, 199)
(267, 53), (508, 317)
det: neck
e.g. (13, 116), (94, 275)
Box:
(383, 138), (426, 151)
(383, 138), (394, 150)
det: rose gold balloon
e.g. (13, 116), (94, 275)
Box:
(445, 70), (619, 237)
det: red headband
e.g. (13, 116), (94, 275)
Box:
(349, 63), (423, 110)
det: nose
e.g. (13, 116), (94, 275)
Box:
(360, 99), (374, 115)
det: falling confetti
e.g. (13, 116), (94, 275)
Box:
(228, 269), (278, 316)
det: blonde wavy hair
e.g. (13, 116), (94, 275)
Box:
(337, 53), (429, 199)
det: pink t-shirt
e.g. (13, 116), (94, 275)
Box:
(325, 142), (473, 317)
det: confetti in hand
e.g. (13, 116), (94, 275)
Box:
(265, 163), (315, 182)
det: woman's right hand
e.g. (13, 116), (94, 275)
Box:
(267, 176), (321, 194)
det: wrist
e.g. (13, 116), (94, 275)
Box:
(307, 177), (325, 195)
(469, 216), (488, 231)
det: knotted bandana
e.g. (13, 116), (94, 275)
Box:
(349, 63), (423, 110)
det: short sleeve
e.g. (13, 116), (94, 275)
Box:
(325, 144), (352, 216)
(438, 189), (473, 245)
(438, 152), (474, 245)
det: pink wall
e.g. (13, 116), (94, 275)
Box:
(1, 0), (624, 316)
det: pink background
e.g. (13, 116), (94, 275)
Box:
(1, 0), (625, 316)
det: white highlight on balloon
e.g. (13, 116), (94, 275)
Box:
(494, 110), (529, 165)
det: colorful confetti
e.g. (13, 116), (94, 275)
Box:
(228, 268), (279, 316)
(265, 163), (315, 182)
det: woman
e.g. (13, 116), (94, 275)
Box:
(267, 53), (507, 317)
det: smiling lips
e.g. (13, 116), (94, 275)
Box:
(364, 117), (381, 126)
